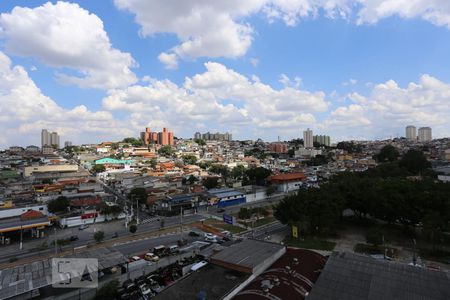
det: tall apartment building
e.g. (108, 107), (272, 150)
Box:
(194, 132), (202, 140)
(313, 135), (331, 147)
(303, 128), (313, 148)
(268, 143), (288, 153)
(418, 127), (432, 142)
(199, 132), (232, 141)
(141, 127), (174, 146)
(41, 129), (59, 149)
(405, 125), (417, 141)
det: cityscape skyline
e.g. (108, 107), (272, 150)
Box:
(0, 1), (450, 147)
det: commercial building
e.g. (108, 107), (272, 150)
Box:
(141, 127), (174, 146)
(24, 164), (79, 177)
(207, 188), (246, 207)
(313, 135), (331, 147)
(405, 125), (417, 141)
(418, 127), (432, 142)
(303, 128), (313, 148)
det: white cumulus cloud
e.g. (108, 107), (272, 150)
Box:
(0, 1), (137, 90)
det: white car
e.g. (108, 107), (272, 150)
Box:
(204, 233), (217, 239)
(131, 256), (141, 261)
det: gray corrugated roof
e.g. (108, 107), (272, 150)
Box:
(307, 252), (450, 300)
(0, 247), (127, 300)
(211, 239), (284, 271)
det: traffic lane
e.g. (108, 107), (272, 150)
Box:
(113, 234), (202, 256)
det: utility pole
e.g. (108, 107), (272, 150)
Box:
(19, 226), (23, 250)
(180, 206), (183, 237)
(135, 196), (139, 225)
(54, 227), (57, 255)
(412, 239), (417, 266)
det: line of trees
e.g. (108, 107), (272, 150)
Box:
(274, 149), (449, 247)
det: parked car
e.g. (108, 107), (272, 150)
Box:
(78, 224), (89, 230)
(144, 253), (159, 262)
(131, 256), (141, 262)
(169, 245), (179, 254)
(153, 245), (166, 257)
(204, 233), (217, 239)
(188, 231), (200, 237)
(139, 283), (154, 297)
(69, 235), (79, 241)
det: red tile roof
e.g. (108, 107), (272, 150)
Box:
(268, 172), (306, 182)
(20, 210), (45, 221)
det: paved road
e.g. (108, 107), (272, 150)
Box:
(113, 233), (203, 256)
(0, 214), (204, 263)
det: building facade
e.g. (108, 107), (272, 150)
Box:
(199, 132), (232, 141)
(303, 128), (313, 148)
(41, 129), (59, 148)
(418, 127), (432, 142)
(313, 135), (331, 147)
(141, 127), (174, 146)
(405, 125), (417, 141)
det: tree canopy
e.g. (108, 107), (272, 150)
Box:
(374, 145), (400, 162)
(158, 145), (175, 157)
(128, 187), (148, 204)
(182, 154), (198, 165)
(48, 196), (70, 213)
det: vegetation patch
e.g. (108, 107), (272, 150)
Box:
(284, 237), (336, 251)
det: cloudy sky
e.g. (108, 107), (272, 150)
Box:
(0, 0), (449, 147)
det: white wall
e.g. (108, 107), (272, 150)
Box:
(0, 205), (48, 219)
(277, 181), (302, 193)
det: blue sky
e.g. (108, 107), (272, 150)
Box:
(0, 0), (449, 147)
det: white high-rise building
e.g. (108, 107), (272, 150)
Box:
(50, 132), (60, 148)
(418, 127), (432, 142)
(41, 129), (50, 148)
(405, 125), (417, 141)
(303, 128), (313, 148)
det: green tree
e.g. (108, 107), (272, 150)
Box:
(210, 164), (229, 184)
(194, 138), (206, 146)
(375, 145), (400, 162)
(266, 185), (277, 196)
(48, 196), (70, 213)
(158, 145), (175, 157)
(245, 167), (272, 185)
(182, 155), (198, 165)
(203, 177), (219, 189)
(122, 137), (143, 147)
(187, 175), (198, 185)
(399, 149), (431, 174)
(231, 165), (246, 180)
(129, 224), (137, 234)
(148, 158), (157, 169)
(96, 279), (119, 299)
(128, 187), (148, 204)
(93, 231), (105, 243)
(42, 178), (53, 184)
(92, 164), (106, 173)
(238, 207), (252, 220)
